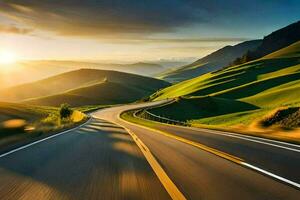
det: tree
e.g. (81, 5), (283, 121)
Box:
(59, 103), (73, 119)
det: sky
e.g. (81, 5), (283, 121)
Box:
(0, 0), (299, 63)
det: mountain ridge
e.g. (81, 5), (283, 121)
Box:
(157, 40), (262, 82)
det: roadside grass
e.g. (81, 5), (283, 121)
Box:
(121, 111), (161, 129)
(74, 104), (111, 113)
(0, 102), (87, 150)
(121, 109), (300, 144)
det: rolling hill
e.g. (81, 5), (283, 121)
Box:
(0, 60), (165, 89)
(150, 40), (300, 128)
(23, 80), (158, 107)
(0, 69), (170, 106)
(157, 40), (262, 83)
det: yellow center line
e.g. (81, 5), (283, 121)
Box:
(94, 116), (187, 200)
(120, 114), (244, 165)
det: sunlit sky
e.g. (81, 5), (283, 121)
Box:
(0, 0), (299, 62)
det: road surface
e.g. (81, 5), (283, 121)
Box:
(0, 100), (299, 199)
(94, 100), (300, 200)
(0, 117), (170, 200)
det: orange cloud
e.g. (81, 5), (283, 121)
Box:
(0, 24), (33, 34)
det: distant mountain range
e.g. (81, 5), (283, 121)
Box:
(0, 69), (170, 106)
(157, 40), (262, 82)
(0, 61), (166, 89)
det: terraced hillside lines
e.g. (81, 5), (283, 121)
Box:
(154, 41), (300, 105)
(151, 41), (300, 128)
(157, 40), (262, 82)
(0, 69), (170, 105)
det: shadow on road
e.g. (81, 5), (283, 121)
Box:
(0, 118), (169, 200)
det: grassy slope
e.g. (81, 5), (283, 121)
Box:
(157, 40), (262, 83)
(150, 41), (300, 128)
(0, 69), (170, 105)
(0, 102), (55, 123)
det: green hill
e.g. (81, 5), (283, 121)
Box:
(150, 41), (300, 128)
(0, 69), (170, 104)
(157, 40), (262, 83)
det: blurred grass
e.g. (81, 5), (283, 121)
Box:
(0, 102), (87, 149)
(75, 105), (112, 113)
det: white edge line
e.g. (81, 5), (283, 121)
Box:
(121, 109), (300, 190)
(196, 128), (300, 149)
(140, 101), (300, 149)
(0, 118), (92, 159)
(242, 162), (300, 189)
(134, 112), (300, 153)
(197, 130), (300, 153)
(127, 114), (300, 190)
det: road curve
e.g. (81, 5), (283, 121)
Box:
(94, 100), (300, 200)
(0, 99), (299, 200)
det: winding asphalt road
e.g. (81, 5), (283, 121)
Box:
(0, 100), (299, 199)
(94, 100), (300, 199)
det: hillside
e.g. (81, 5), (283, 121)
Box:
(0, 60), (165, 89)
(150, 41), (300, 128)
(233, 20), (300, 64)
(0, 69), (170, 105)
(23, 80), (157, 107)
(157, 40), (262, 82)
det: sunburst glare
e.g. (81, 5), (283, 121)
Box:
(0, 50), (17, 65)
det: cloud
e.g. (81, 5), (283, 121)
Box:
(135, 38), (251, 43)
(0, 24), (33, 34)
(0, 0), (298, 38)
(98, 37), (250, 45)
(0, 0), (212, 37)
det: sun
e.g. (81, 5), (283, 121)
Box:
(0, 50), (17, 65)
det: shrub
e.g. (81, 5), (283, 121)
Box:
(59, 104), (73, 119)
(260, 107), (300, 128)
